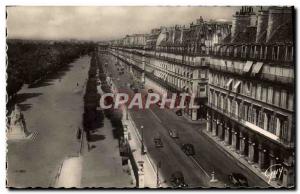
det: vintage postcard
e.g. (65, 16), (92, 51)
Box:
(6, 6), (295, 189)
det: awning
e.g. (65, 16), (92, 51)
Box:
(243, 61), (254, 72)
(233, 81), (241, 90)
(226, 78), (233, 87)
(252, 62), (264, 75)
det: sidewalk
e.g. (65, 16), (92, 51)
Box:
(201, 128), (280, 188)
(80, 117), (134, 188)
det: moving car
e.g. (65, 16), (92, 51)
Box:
(153, 137), (163, 148)
(170, 171), (188, 188)
(181, 143), (195, 156)
(168, 129), (179, 138)
(228, 173), (249, 187)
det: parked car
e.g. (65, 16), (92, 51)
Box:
(181, 143), (195, 156)
(170, 171), (188, 188)
(228, 173), (249, 187)
(154, 137), (163, 148)
(169, 129), (179, 138)
(176, 109), (182, 116)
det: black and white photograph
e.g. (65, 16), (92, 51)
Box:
(4, 3), (296, 190)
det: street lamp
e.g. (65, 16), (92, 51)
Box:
(156, 161), (161, 188)
(141, 125), (145, 155)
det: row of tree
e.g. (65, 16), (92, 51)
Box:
(6, 39), (95, 99)
(83, 51), (101, 132)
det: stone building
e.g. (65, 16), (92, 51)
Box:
(108, 6), (294, 187)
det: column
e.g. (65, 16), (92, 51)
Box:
(206, 114), (211, 132)
(218, 122), (224, 140)
(216, 120), (220, 137)
(258, 144), (267, 170)
(212, 119), (217, 136)
(231, 130), (238, 150)
(248, 137), (255, 164)
(225, 125), (230, 145)
(239, 133), (245, 156)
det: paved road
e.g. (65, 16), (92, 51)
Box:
(103, 53), (269, 188)
(7, 56), (90, 187)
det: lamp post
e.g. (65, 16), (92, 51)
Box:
(156, 161), (161, 188)
(141, 125), (144, 154)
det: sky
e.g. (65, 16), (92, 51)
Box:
(6, 6), (241, 41)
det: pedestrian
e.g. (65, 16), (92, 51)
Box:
(77, 82), (79, 87)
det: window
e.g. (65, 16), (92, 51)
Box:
(239, 102), (244, 119)
(275, 117), (281, 137)
(288, 93), (294, 111)
(243, 104), (248, 121)
(263, 113), (268, 131)
(234, 101), (239, 117)
(274, 89), (280, 106)
(227, 98), (231, 113)
(209, 90), (212, 104)
(280, 90), (287, 108)
(220, 95), (224, 110)
(200, 71), (206, 79)
(233, 81), (241, 93)
(232, 100), (236, 116)
(281, 121), (289, 142)
(272, 46), (279, 60)
(256, 84), (262, 100)
(251, 84), (256, 99)
(267, 87), (273, 104)
(244, 81), (251, 96)
(252, 108), (257, 125)
(262, 87), (267, 102)
(269, 115), (276, 134)
(248, 106), (253, 122)
(258, 110), (264, 128)
(214, 93), (218, 107)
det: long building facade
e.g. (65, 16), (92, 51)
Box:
(107, 6), (295, 187)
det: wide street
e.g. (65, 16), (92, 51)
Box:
(103, 53), (269, 188)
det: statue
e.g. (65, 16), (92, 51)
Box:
(7, 104), (32, 140)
